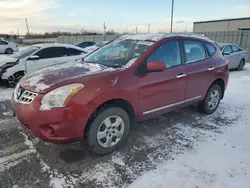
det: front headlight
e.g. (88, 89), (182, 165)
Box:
(40, 84), (84, 110)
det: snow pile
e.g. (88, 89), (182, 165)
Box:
(0, 88), (14, 101)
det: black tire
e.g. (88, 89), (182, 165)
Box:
(87, 107), (130, 155)
(5, 48), (13, 54)
(237, 59), (245, 71)
(198, 84), (222, 115)
(6, 72), (25, 87)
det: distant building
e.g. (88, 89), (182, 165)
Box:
(193, 17), (250, 32)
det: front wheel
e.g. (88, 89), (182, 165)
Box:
(198, 84), (222, 115)
(87, 107), (130, 155)
(6, 72), (25, 87)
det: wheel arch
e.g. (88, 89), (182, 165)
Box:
(209, 78), (225, 99)
(84, 98), (135, 137)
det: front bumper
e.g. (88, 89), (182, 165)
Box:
(11, 94), (87, 144)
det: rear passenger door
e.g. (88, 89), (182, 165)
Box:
(26, 47), (67, 72)
(182, 40), (216, 102)
(0, 40), (8, 53)
(230, 45), (243, 68)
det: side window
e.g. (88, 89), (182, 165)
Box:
(232, 45), (241, 52)
(223, 45), (232, 54)
(67, 48), (83, 56)
(205, 43), (216, 56)
(183, 40), (206, 63)
(147, 40), (181, 68)
(35, 47), (67, 59)
(0, 40), (8, 45)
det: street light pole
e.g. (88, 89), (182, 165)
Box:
(170, 0), (174, 33)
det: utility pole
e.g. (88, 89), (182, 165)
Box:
(17, 28), (19, 37)
(148, 22), (151, 33)
(104, 22), (106, 35)
(25, 18), (30, 35)
(170, 0), (174, 33)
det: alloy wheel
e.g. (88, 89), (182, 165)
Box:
(7, 72), (24, 87)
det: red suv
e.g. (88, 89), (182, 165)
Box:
(12, 34), (229, 155)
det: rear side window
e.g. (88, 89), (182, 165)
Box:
(204, 43), (216, 56)
(67, 48), (83, 56)
(35, 47), (67, 59)
(231, 45), (241, 52)
(183, 40), (206, 63)
(147, 40), (181, 68)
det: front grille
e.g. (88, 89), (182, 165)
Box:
(14, 84), (37, 104)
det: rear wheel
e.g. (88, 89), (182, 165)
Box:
(87, 107), (130, 155)
(237, 59), (245, 71)
(6, 72), (25, 87)
(198, 84), (222, 114)
(5, 48), (13, 54)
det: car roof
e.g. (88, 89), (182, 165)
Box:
(33, 43), (85, 51)
(118, 33), (212, 42)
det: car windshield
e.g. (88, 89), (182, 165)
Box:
(73, 41), (82, 45)
(11, 46), (40, 59)
(217, 43), (226, 50)
(95, 41), (106, 47)
(84, 39), (154, 68)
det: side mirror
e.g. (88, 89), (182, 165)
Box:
(222, 52), (230, 56)
(147, 61), (165, 72)
(28, 55), (40, 60)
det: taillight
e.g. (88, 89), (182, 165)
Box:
(225, 59), (230, 69)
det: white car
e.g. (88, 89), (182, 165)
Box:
(0, 39), (19, 54)
(83, 41), (110, 53)
(0, 43), (87, 87)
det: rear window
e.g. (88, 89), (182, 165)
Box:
(205, 43), (216, 56)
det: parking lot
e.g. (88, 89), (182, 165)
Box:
(0, 49), (250, 187)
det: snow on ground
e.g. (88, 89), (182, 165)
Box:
(130, 65), (250, 188)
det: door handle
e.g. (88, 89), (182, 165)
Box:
(208, 67), (215, 71)
(176, 73), (186, 78)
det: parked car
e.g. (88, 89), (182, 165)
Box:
(0, 39), (19, 54)
(218, 43), (248, 70)
(0, 43), (87, 87)
(74, 41), (95, 49)
(12, 33), (229, 155)
(83, 41), (110, 53)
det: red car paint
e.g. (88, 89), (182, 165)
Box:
(11, 35), (229, 144)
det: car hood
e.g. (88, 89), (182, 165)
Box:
(20, 61), (117, 93)
(0, 56), (18, 67)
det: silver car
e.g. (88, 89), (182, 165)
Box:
(218, 43), (248, 70)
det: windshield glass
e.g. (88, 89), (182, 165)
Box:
(11, 46), (40, 59)
(84, 39), (154, 68)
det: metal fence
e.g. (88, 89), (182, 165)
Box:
(57, 35), (120, 44)
(196, 31), (250, 62)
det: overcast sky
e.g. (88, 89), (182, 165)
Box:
(1, 0), (250, 35)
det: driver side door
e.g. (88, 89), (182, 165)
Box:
(138, 40), (187, 118)
(26, 47), (67, 72)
